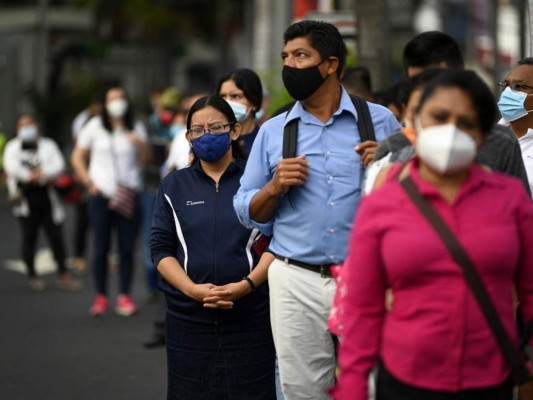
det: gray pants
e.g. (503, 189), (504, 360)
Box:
(268, 259), (337, 400)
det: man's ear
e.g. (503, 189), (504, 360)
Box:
(326, 57), (340, 76)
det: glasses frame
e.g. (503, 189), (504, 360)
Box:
(498, 80), (533, 93)
(188, 123), (233, 138)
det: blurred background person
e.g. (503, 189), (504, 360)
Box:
(217, 68), (264, 156)
(3, 114), (81, 292)
(373, 82), (404, 123)
(497, 57), (533, 197)
(341, 66), (376, 102)
(332, 69), (533, 400)
(142, 86), (180, 302)
(151, 95), (276, 399)
(70, 92), (104, 274)
(71, 86), (149, 317)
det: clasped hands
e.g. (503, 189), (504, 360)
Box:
(191, 281), (252, 310)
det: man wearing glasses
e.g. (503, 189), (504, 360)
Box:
(498, 57), (533, 197)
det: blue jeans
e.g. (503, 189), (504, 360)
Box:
(141, 191), (158, 293)
(87, 194), (139, 295)
(165, 313), (276, 400)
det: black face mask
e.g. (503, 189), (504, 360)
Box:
(282, 62), (326, 101)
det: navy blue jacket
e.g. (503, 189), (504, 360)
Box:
(150, 157), (269, 324)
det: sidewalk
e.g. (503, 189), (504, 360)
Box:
(0, 188), (166, 400)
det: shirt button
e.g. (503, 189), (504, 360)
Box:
(327, 175), (333, 181)
(329, 255), (335, 260)
(329, 228), (336, 233)
(326, 150), (331, 156)
(329, 201), (335, 207)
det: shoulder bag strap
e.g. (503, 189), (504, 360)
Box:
(400, 175), (531, 385)
(350, 95), (376, 143)
(283, 118), (298, 159)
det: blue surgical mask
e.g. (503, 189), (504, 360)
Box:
(19, 124), (38, 142)
(497, 87), (533, 122)
(226, 100), (248, 122)
(255, 108), (264, 121)
(191, 131), (231, 162)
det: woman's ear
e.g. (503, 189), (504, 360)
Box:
(231, 123), (241, 140)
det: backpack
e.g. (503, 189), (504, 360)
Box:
(282, 95), (376, 158)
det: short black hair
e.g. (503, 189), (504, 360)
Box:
(417, 69), (496, 135)
(374, 83), (402, 110)
(186, 95), (247, 162)
(398, 68), (447, 106)
(216, 68), (263, 111)
(342, 66), (372, 93)
(518, 57), (533, 66)
(284, 20), (347, 78)
(403, 31), (464, 72)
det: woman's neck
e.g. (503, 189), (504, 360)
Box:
(110, 117), (125, 130)
(239, 117), (256, 136)
(418, 162), (469, 204)
(199, 151), (234, 183)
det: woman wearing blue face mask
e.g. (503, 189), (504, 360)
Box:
(497, 57), (533, 197)
(151, 95), (276, 400)
(217, 68), (264, 156)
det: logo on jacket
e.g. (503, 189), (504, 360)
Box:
(186, 200), (205, 206)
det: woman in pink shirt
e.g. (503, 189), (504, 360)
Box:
(331, 70), (533, 400)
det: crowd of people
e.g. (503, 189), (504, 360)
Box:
(2, 18), (533, 400)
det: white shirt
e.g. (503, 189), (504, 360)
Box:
(3, 136), (66, 222)
(518, 128), (533, 198)
(76, 116), (147, 197)
(164, 127), (191, 172)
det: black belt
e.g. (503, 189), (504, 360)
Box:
(274, 255), (333, 278)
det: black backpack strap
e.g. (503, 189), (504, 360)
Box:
(350, 95), (376, 143)
(283, 118), (298, 158)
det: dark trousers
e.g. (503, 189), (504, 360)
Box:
(18, 211), (67, 278)
(73, 200), (90, 258)
(165, 312), (276, 400)
(376, 363), (514, 400)
(87, 195), (139, 295)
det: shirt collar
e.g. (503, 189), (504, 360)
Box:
(284, 86), (356, 126)
(520, 128), (533, 141)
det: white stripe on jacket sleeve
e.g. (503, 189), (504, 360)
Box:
(164, 194), (189, 273)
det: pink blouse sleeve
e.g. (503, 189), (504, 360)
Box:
(513, 184), (533, 340)
(331, 195), (388, 400)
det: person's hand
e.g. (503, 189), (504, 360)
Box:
(519, 380), (533, 400)
(86, 180), (100, 196)
(185, 283), (233, 309)
(267, 155), (310, 196)
(203, 281), (252, 310)
(355, 141), (378, 167)
(127, 131), (142, 146)
(29, 169), (43, 183)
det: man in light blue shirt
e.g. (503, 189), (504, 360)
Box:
(234, 20), (400, 400)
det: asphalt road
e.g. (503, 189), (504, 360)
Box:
(0, 186), (167, 400)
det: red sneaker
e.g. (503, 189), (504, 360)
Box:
(89, 295), (109, 317)
(115, 295), (138, 317)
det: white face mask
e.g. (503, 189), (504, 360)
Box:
(18, 124), (38, 142)
(106, 99), (128, 118)
(415, 119), (477, 174)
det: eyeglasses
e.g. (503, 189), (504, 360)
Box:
(498, 81), (533, 93)
(188, 123), (232, 138)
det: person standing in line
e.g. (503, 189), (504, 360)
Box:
(370, 31), (530, 195)
(151, 95), (276, 399)
(3, 114), (81, 291)
(218, 68), (285, 400)
(217, 68), (264, 155)
(233, 20), (400, 399)
(497, 57), (533, 197)
(71, 86), (149, 317)
(332, 69), (533, 400)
